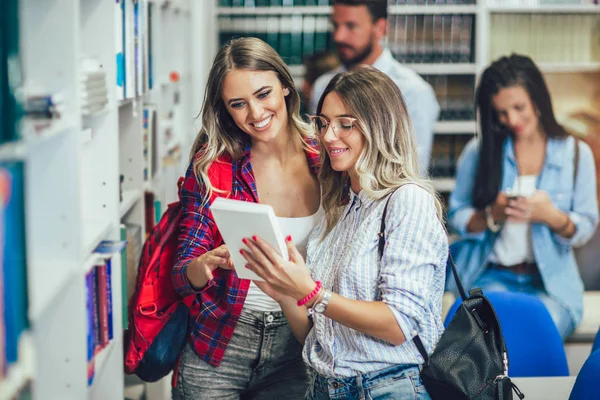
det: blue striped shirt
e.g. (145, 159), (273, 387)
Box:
(303, 184), (448, 377)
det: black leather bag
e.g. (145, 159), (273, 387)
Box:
(379, 196), (524, 400)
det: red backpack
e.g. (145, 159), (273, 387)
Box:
(124, 158), (232, 382)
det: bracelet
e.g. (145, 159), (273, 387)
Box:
(485, 205), (501, 233)
(297, 281), (322, 307)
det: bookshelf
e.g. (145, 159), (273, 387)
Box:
(0, 0), (194, 399)
(214, 0), (600, 197)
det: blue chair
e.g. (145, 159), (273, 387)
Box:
(592, 328), (600, 354)
(444, 291), (569, 377)
(569, 349), (600, 400)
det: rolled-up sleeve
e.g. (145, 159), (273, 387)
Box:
(172, 160), (217, 297)
(378, 185), (448, 351)
(448, 138), (486, 240)
(553, 141), (599, 248)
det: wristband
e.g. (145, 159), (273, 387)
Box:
(297, 281), (322, 307)
(485, 205), (501, 233)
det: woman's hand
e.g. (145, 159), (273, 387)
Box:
(490, 192), (510, 224)
(187, 244), (235, 288)
(505, 190), (557, 224)
(240, 236), (316, 302)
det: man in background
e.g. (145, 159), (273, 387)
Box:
(310, 0), (439, 175)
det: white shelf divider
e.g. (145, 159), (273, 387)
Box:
(120, 189), (143, 218)
(434, 121), (477, 134)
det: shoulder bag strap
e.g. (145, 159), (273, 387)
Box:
(377, 192), (430, 365)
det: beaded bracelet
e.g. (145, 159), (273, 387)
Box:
(297, 281), (323, 307)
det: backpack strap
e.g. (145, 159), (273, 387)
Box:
(377, 192), (430, 365)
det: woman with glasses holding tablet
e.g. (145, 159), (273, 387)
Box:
(241, 67), (447, 400)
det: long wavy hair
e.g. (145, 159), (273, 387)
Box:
(474, 53), (568, 209)
(190, 37), (314, 203)
(315, 66), (443, 236)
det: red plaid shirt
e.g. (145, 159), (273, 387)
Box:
(173, 139), (320, 367)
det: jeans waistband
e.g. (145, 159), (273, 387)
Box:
(237, 307), (288, 328)
(313, 364), (420, 394)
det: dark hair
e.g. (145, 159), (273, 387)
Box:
(473, 53), (568, 209)
(333, 0), (388, 21)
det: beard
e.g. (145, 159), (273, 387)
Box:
(335, 41), (374, 69)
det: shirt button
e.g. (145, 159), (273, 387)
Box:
(266, 314), (274, 323)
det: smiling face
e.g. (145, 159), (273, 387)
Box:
(492, 85), (541, 139)
(221, 68), (290, 143)
(319, 91), (365, 179)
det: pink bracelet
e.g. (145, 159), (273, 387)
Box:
(297, 281), (322, 307)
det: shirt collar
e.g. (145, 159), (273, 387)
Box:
(504, 135), (565, 170)
(372, 48), (395, 73)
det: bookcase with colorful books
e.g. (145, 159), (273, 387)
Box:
(0, 0), (194, 399)
(215, 0), (600, 201)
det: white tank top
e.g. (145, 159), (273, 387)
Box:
(243, 206), (325, 312)
(489, 175), (538, 266)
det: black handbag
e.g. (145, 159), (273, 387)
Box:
(379, 196), (524, 400)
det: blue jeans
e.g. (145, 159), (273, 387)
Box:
(306, 364), (431, 400)
(473, 268), (575, 339)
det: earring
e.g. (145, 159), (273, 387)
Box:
(283, 87), (290, 96)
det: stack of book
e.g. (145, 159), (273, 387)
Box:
(115, 0), (154, 101)
(219, 0), (331, 5)
(388, 14), (474, 64)
(423, 75), (475, 121)
(429, 134), (473, 178)
(85, 241), (126, 387)
(490, 13), (600, 63)
(0, 162), (29, 381)
(81, 58), (109, 116)
(219, 15), (333, 67)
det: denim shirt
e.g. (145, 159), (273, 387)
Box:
(448, 135), (599, 325)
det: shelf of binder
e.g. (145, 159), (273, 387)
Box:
(434, 121), (477, 135)
(217, 5), (478, 15)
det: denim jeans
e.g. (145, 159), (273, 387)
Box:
(305, 364), (431, 400)
(473, 267), (575, 339)
(173, 309), (309, 400)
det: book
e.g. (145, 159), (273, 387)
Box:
(210, 197), (288, 281)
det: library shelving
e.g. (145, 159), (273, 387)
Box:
(0, 0), (195, 399)
(215, 0), (600, 195)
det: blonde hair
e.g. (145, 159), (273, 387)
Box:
(315, 66), (443, 235)
(190, 37), (314, 203)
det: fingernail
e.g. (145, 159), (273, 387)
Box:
(252, 236), (257, 241)
(286, 235), (292, 242)
(239, 249), (244, 255)
(245, 264), (250, 269)
(242, 238), (248, 245)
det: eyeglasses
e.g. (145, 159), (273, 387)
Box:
(309, 115), (358, 139)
